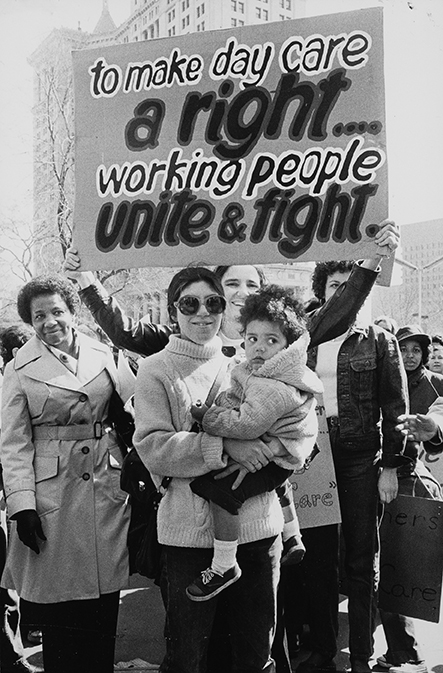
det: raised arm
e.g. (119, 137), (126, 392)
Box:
(307, 220), (399, 348)
(64, 248), (171, 357)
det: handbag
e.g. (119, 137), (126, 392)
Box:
(121, 360), (229, 580)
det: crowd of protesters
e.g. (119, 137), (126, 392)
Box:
(0, 220), (442, 673)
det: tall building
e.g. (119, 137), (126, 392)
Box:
(117, 0), (297, 41)
(372, 218), (443, 334)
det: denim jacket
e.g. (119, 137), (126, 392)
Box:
(308, 324), (408, 467)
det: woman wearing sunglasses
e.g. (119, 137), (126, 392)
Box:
(133, 266), (280, 672)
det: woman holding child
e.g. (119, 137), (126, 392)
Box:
(133, 267), (285, 672)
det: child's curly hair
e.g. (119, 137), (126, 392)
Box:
(239, 284), (307, 345)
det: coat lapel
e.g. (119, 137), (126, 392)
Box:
(15, 336), (83, 391)
(14, 333), (115, 392)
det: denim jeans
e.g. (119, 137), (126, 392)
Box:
(378, 612), (424, 665)
(159, 537), (281, 673)
(275, 524), (339, 661)
(332, 431), (380, 663)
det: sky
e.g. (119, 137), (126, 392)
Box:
(0, 0), (442, 230)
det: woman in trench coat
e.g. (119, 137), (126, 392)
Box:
(0, 275), (131, 673)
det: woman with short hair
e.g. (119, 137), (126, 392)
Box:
(0, 274), (131, 673)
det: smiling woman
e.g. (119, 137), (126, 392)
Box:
(132, 265), (284, 672)
(0, 274), (131, 673)
(29, 294), (75, 352)
(214, 265), (265, 351)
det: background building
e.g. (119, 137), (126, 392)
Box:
(372, 218), (443, 335)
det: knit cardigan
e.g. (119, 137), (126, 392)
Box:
(133, 335), (284, 548)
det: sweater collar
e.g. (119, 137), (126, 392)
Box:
(166, 334), (223, 360)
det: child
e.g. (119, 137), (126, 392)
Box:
(186, 285), (323, 601)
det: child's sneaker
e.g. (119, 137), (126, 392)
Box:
(186, 564), (242, 601)
(281, 535), (306, 565)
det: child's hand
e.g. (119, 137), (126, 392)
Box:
(191, 402), (209, 422)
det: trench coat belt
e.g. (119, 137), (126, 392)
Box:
(32, 421), (113, 441)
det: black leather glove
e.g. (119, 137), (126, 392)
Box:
(14, 510), (46, 554)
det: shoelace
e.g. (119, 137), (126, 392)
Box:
(200, 568), (221, 584)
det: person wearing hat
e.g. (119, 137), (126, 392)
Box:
(377, 324), (443, 673)
(396, 325), (443, 419)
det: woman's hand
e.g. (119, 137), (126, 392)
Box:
(15, 509), (46, 554)
(378, 467), (398, 504)
(223, 437), (273, 473)
(395, 413), (439, 442)
(360, 220), (400, 270)
(63, 247), (96, 289)
(373, 219), (400, 258)
(214, 460), (250, 490)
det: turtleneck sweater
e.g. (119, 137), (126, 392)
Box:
(134, 334), (284, 547)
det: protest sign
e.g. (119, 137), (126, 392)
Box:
(289, 396), (341, 529)
(419, 446), (443, 490)
(379, 494), (443, 622)
(72, 8), (387, 270)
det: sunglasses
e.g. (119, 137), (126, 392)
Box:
(174, 295), (226, 316)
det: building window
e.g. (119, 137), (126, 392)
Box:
(197, 3), (205, 17)
(238, 1), (244, 11)
(263, 9), (268, 19)
(238, 19), (244, 25)
(168, 26), (176, 36)
(134, 23), (137, 30)
(182, 0), (189, 9)
(286, 0), (291, 8)
(197, 21), (205, 31)
(231, 0), (236, 10)
(168, 9), (175, 21)
(182, 14), (190, 28)
(232, 18), (237, 26)
(256, 8), (261, 18)
(142, 29), (148, 39)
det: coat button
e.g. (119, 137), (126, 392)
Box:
(81, 446), (90, 455)
(82, 473), (90, 481)
(79, 394), (87, 402)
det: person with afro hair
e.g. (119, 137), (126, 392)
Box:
(185, 284), (323, 601)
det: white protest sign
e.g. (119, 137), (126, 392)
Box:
(72, 8), (387, 270)
(290, 396), (341, 529)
